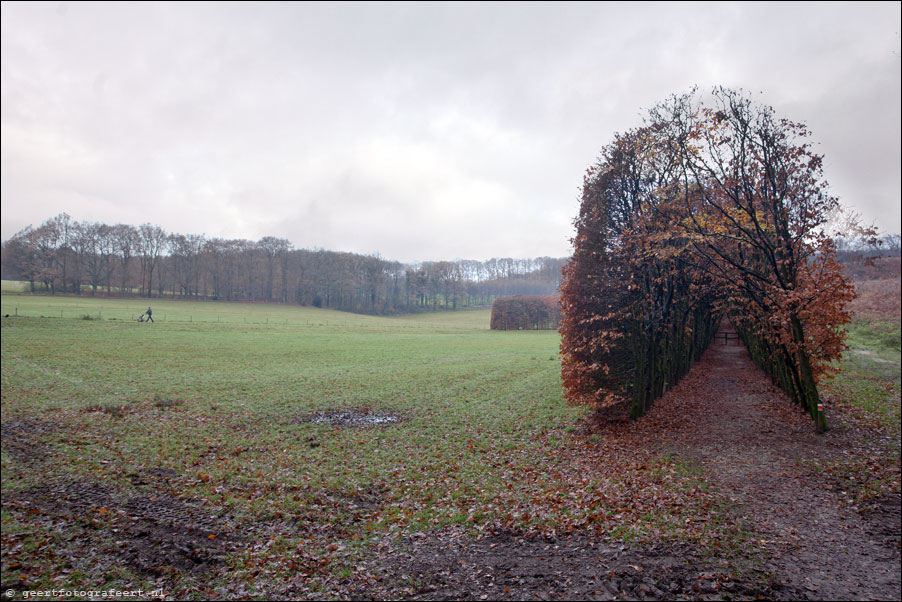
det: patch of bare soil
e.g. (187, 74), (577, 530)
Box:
(118, 493), (239, 576)
(3, 479), (241, 578)
(0, 419), (58, 462)
(343, 531), (771, 601)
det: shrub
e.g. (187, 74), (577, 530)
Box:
(490, 295), (560, 330)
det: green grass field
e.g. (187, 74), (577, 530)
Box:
(816, 316), (902, 504)
(826, 317), (901, 430)
(1, 292), (575, 491)
(1, 292), (591, 597)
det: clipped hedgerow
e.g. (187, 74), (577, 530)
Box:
(490, 295), (561, 330)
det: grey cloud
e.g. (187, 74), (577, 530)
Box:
(2, 1), (899, 256)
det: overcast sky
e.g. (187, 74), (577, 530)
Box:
(2, 2), (900, 262)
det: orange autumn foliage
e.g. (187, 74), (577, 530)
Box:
(490, 295), (561, 330)
(560, 88), (856, 429)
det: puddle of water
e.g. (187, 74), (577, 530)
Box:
(306, 409), (401, 427)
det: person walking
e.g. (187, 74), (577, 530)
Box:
(145, 306), (154, 323)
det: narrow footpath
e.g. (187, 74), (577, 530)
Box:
(632, 320), (901, 600)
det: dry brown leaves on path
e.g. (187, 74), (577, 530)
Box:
(591, 321), (901, 601)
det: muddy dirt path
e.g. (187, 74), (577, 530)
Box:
(632, 321), (901, 600)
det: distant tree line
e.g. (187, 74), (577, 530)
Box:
(834, 233), (900, 264)
(0, 214), (565, 314)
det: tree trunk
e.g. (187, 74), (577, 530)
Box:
(790, 315), (826, 431)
